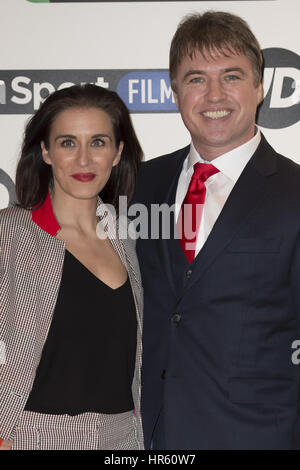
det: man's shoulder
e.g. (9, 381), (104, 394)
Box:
(133, 145), (189, 203)
(141, 145), (190, 173)
(256, 134), (300, 179)
(269, 146), (300, 185)
(254, 137), (300, 209)
(275, 154), (300, 202)
(275, 152), (300, 173)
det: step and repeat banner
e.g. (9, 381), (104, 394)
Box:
(0, 0), (299, 208)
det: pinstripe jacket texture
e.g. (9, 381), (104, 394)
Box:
(0, 193), (144, 448)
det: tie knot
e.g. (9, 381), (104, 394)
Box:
(192, 162), (219, 182)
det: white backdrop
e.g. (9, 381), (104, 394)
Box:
(0, 0), (299, 208)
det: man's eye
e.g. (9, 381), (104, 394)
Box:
(91, 139), (104, 147)
(225, 75), (240, 81)
(190, 77), (204, 84)
(61, 139), (75, 147)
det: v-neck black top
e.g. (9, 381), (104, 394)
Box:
(25, 250), (137, 415)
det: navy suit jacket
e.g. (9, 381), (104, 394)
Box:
(133, 135), (300, 449)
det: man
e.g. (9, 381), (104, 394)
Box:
(133, 11), (300, 450)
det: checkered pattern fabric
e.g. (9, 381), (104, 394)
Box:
(11, 410), (139, 450)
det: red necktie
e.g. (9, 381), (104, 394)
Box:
(178, 163), (219, 263)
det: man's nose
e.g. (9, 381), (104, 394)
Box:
(206, 79), (226, 102)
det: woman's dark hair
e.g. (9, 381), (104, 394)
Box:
(16, 84), (143, 212)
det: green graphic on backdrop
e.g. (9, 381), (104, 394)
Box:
(28, 0), (272, 3)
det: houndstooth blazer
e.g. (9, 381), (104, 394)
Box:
(0, 193), (144, 447)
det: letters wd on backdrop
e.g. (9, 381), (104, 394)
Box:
(0, 0), (299, 208)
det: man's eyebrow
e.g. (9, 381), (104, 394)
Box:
(183, 67), (247, 81)
(223, 67), (246, 75)
(183, 70), (205, 81)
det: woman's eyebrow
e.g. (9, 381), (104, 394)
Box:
(54, 133), (112, 141)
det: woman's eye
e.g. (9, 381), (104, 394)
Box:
(61, 139), (74, 147)
(91, 139), (104, 147)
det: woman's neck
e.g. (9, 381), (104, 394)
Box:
(51, 191), (99, 236)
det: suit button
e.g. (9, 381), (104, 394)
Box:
(186, 269), (192, 278)
(172, 313), (181, 324)
(161, 369), (166, 380)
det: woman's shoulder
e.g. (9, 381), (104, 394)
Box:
(0, 205), (32, 231)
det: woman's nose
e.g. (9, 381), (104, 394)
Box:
(77, 145), (90, 166)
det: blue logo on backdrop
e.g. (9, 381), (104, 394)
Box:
(117, 71), (177, 112)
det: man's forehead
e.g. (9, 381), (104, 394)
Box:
(176, 46), (253, 74)
(187, 45), (245, 63)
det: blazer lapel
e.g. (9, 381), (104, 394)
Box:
(21, 218), (66, 364)
(97, 198), (145, 446)
(96, 198), (142, 326)
(182, 135), (278, 295)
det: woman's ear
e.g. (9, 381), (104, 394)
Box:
(41, 141), (51, 165)
(112, 141), (124, 167)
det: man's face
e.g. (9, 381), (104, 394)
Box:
(174, 49), (263, 160)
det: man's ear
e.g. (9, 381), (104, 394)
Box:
(41, 141), (51, 165)
(112, 141), (124, 167)
(257, 82), (264, 105)
(174, 92), (179, 108)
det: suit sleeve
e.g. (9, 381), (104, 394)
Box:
(289, 231), (300, 449)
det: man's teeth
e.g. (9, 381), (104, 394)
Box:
(202, 110), (230, 119)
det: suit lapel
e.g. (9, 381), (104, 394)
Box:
(182, 135), (278, 295)
(156, 147), (189, 295)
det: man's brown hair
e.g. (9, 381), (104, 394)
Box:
(169, 11), (263, 91)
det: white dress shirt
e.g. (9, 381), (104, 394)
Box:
(175, 129), (261, 256)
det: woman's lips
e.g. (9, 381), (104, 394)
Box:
(71, 173), (96, 182)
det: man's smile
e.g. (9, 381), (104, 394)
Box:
(201, 110), (231, 120)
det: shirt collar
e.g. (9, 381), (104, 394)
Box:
(31, 191), (61, 237)
(31, 191), (105, 238)
(188, 127), (261, 183)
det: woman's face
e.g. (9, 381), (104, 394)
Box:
(41, 106), (123, 203)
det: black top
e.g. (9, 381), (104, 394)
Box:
(25, 250), (137, 415)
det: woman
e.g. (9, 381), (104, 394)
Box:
(0, 84), (144, 450)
